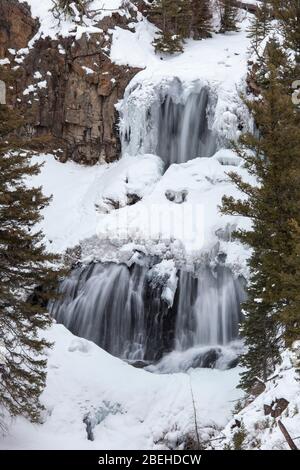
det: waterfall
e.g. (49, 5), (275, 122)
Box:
(50, 79), (246, 370)
(174, 267), (242, 351)
(50, 262), (244, 363)
(119, 79), (218, 166)
(157, 89), (217, 165)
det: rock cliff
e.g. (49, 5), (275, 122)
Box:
(0, 1), (141, 164)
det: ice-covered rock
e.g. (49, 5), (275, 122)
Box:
(148, 259), (178, 308)
(94, 154), (163, 213)
(147, 342), (244, 374)
(165, 189), (188, 204)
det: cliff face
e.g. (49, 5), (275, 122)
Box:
(0, 1), (141, 164)
(0, 0), (38, 56)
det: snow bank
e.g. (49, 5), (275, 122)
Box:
(0, 324), (242, 450)
(27, 154), (108, 253)
(88, 150), (253, 276)
(27, 150), (252, 276)
(94, 154), (163, 213)
(110, 19), (158, 69)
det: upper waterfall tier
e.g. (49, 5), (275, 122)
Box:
(157, 89), (217, 165)
(118, 76), (250, 168)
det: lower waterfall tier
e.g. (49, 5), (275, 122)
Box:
(50, 262), (245, 363)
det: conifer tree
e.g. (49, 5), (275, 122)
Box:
(0, 83), (61, 422)
(153, 30), (184, 54)
(191, 0), (212, 39)
(247, 1), (272, 51)
(218, 0), (239, 34)
(279, 220), (300, 347)
(151, 0), (213, 53)
(221, 39), (300, 390)
(253, 36), (292, 93)
(177, 0), (193, 39)
(271, 0), (300, 63)
(152, 0), (186, 54)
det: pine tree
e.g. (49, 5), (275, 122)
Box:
(247, 1), (272, 51)
(0, 90), (61, 422)
(279, 220), (300, 347)
(191, 0), (212, 39)
(271, 0), (300, 63)
(221, 40), (300, 391)
(153, 30), (184, 54)
(152, 0), (186, 54)
(177, 0), (193, 39)
(218, 0), (239, 34)
(253, 37), (292, 94)
(151, 0), (212, 53)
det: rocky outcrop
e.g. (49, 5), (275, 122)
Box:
(0, 0), (38, 56)
(0, 2), (141, 164)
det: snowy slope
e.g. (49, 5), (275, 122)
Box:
(29, 150), (252, 276)
(111, 12), (250, 84)
(27, 154), (109, 253)
(0, 324), (242, 450)
(90, 151), (253, 275)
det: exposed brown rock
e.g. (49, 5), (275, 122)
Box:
(0, 0), (39, 57)
(264, 398), (289, 418)
(263, 404), (272, 416)
(250, 378), (266, 397)
(1, 2), (141, 164)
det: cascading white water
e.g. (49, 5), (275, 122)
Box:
(157, 89), (217, 165)
(50, 262), (244, 363)
(119, 79), (218, 166)
(174, 267), (242, 352)
(51, 263), (149, 361)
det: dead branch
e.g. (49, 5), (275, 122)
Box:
(278, 420), (298, 450)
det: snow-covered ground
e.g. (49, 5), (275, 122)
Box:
(111, 10), (250, 84)
(0, 324), (242, 450)
(27, 154), (108, 253)
(30, 150), (252, 277)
